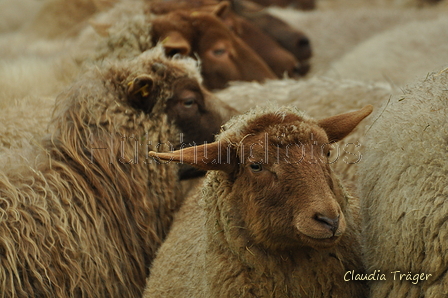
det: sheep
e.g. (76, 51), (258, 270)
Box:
(0, 95), (55, 156)
(214, 77), (394, 190)
(267, 6), (443, 76)
(249, 0), (316, 10)
(233, 4), (312, 70)
(149, 5), (277, 90)
(0, 3), (152, 152)
(0, 0), (43, 33)
(325, 16), (448, 88)
(0, 47), (236, 298)
(29, 0), (279, 91)
(148, 0), (312, 78)
(357, 67), (448, 298)
(17, 0), (117, 39)
(144, 104), (373, 297)
(0, 15), (144, 151)
(316, 0), (444, 9)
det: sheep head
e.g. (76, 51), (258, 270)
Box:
(149, 0), (310, 79)
(50, 49), (234, 181)
(150, 105), (373, 250)
(150, 3), (276, 90)
(125, 68), (228, 147)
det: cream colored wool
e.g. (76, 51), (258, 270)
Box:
(357, 67), (448, 298)
(144, 104), (368, 297)
(0, 0), (43, 33)
(327, 16), (448, 87)
(316, 0), (445, 9)
(0, 2), (154, 151)
(268, 7), (442, 76)
(0, 48), (205, 298)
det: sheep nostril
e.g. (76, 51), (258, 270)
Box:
(297, 36), (310, 48)
(314, 214), (339, 235)
(293, 63), (310, 77)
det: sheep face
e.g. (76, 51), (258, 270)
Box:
(243, 11), (312, 71)
(150, 10), (276, 90)
(164, 76), (226, 146)
(149, 0), (310, 79)
(52, 49), (231, 178)
(228, 125), (347, 251)
(150, 105), (373, 251)
(128, 70), (225, 146)
(249, 0), (316, 10)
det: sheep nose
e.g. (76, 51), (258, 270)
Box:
(314, 214), (339, 235)
(297, 36), (310, 48)
(292, 62), (310, 77)
(295, 36), (312, 60)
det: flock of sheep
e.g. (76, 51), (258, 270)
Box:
(0, 0), (447, 297)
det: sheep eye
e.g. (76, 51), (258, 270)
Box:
(249, 163), (263, 172)
(182, 98), (195, 108)
(213, 48), (226, 57)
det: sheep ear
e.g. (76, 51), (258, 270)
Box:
(161, 31), (191, 56)
(318, 105), (373, 142)
(212, 1), (231, 18)
(149, 141), (234, 173)
(127, 74), (156, 112)
(212, 1), (241, 34)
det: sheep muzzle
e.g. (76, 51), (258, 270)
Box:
(295, 211), (347, 249)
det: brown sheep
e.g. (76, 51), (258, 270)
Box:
(149, 6), (277, 90)
(148, 0), (312, 78)
(144, 104), (373, 297)
(0, 47), (235, 298)
(249, 0), (315, 10)
(237, 7), (312, 66)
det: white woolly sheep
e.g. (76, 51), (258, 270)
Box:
(0, 3), (153, 153)
(0, 13), (151, 152)
(316, 0), (445, 9)
(357, 67), (448, 298)
(0, 48), (235, 298)
(144, 104), (373, 297)
(326, 16), (448, 87)
(18, 0), (114, 39)
(267, 6), (443, 76)
(0, 0), (43, 33)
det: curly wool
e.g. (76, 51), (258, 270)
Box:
(144, 104), (367, 298)
(357, 67), (448, 298)
(0, 49), (200, 298)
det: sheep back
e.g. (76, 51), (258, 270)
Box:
(358, 67), (448, 298)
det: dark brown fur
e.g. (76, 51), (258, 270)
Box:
(235, 2), (313, 66)
(148, 0), (311, 78)
(248, 0), (315, 10)
(150, 8), (276, 89)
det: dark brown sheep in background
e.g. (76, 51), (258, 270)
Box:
(232, 0), (312, 66)
(150, 5), (277, 90)
(248, 0), (315, 10)
(148, 0), (312, 80)
(0, 47), (235, 298)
